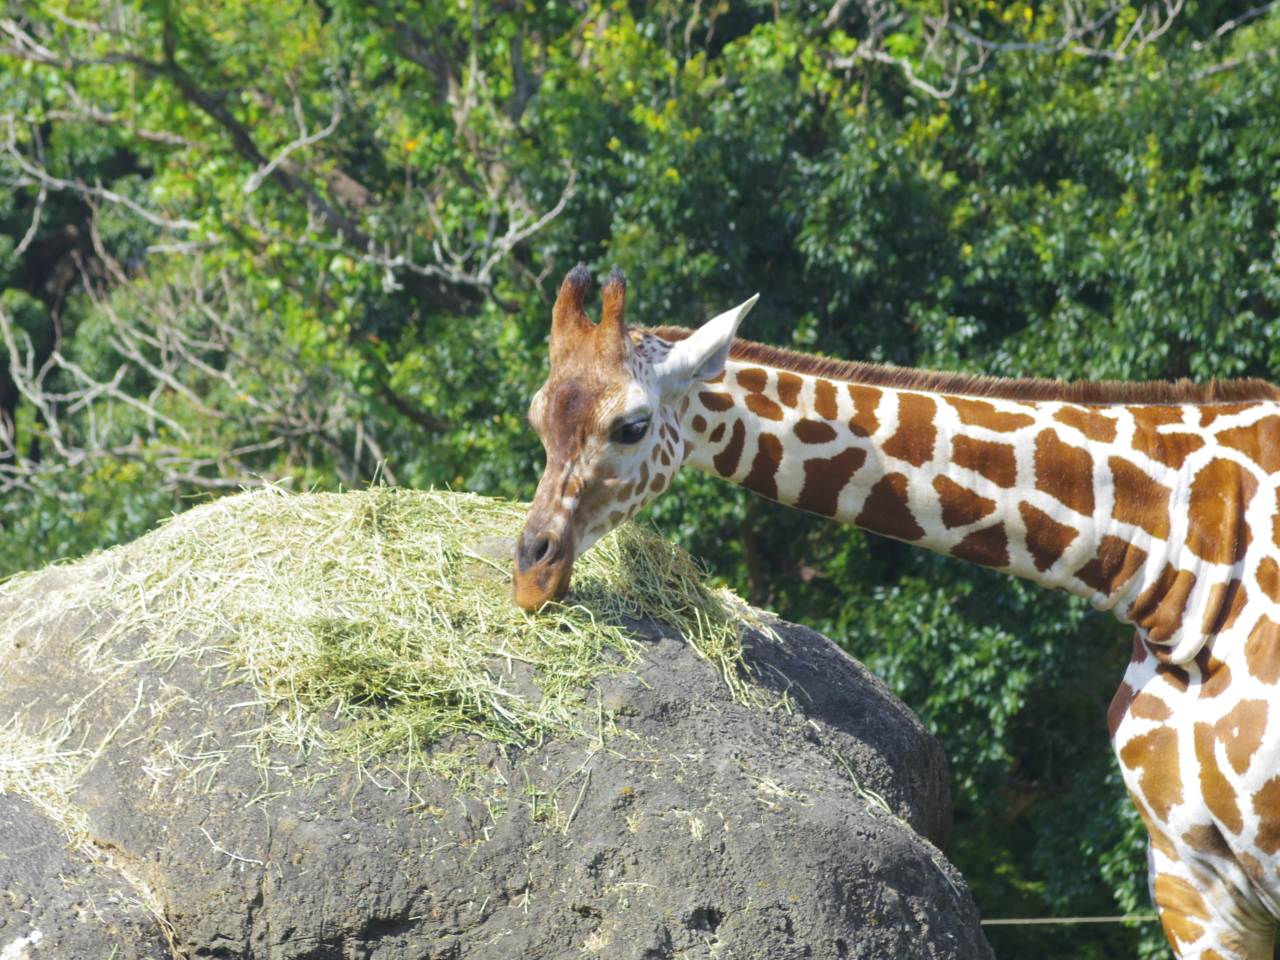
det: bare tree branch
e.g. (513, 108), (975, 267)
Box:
(830, 1), (988, 100)
(150, 22), (368, 252)
(942, 0), (1186, 61)
(13, 180), (46, 257)
(824, 0), (1216, 99)
(247, 164), (577, 294)
(1191, 0), (1280, 49)
(1192, 44), (1280, 78)
(0, 114), (200, 230)
(0, 15), (573, 306)
(243, 97), (342, 195)
(0, 229), (412, 496)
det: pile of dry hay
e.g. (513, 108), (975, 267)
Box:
(0, 487), (765, 761)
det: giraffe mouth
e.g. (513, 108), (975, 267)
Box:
(512, 523), (577, 611)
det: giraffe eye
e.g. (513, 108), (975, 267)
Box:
(614, 416), (650, 445)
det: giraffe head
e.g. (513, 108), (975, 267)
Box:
(513, 265), (757, 610)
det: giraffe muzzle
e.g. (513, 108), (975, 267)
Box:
(512, 525), (576, 610)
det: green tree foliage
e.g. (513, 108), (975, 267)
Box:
(3, 1), (1278, 955)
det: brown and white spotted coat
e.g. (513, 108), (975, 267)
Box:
(515, 266), (1280, 959)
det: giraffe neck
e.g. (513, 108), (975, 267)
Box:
(679, 357), (1275, 663)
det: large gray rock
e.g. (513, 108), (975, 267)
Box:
(0, 563), (991, 959)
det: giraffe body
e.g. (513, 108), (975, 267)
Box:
(514, 266), (1280, 959)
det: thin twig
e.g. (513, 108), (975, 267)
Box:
(243, 98), (342, 194)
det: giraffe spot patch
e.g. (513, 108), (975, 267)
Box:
(1152, 873), (1209, 948)
(1132, 425), (1206, 470)
(1018, 501), (1079, 572)
(1053, 406), (1118, 442)
(1199, 402), (1258, 428)
(737, 367), (768, 393)
(776, 371), (803, 408)
(945, 396), (1035, 433)
(1134, 802), (1178, 858)
(1194, 643), (1233, 699)
(1120, 726), (1183, 820)
(1181, 822), (1233, 858)
(744, 393), (785, 421)
(1034, 430), (1095, 517)
(1109, 455), (1172, 541)
(932, 476), (996, 529)
(847, 385), (881, 437)
(952, 436), (1018, 488)
(882, 394), (937, 468)
(651, 472), (668, 493)
(951, 523), (1010, 569)
(1127, 563), (1197, 645)
(1108, 682), (1136, 738)
(1153, 873), (1211, 922)
(712, 420), (745, 477)
(742, 433), (784, 501)
(692, 414), (707, 433)
(796, 448), (867, 518)
(1186, 458), (1257, 566)
(1244, 615), (1280, 684)
(1132, 631), (1149, 663)
(1193, 720), (1243, 833)
(1130, 405), (1185, 430)
(1131, 691), (1173, 723)
(1252, 776), (1280, 854)
(638, 461), (650, 490)
(615, 481), (635, 501)
(814, 379), (839, 420)
(1156, 660), (1191, 692)
(855, 473), (925, 542)
(1073, 534), (1148, 596)
(1200, 579), (1247, 636)
(794, 419), (838, 444)
(1215, 698), (1267, 775)
(609, 510), (625, 525)
(1216, 415), (1280, 473)
(709, 423), (726, 444)
(1256, 557), (1280, 603)
(699, 391), (735, 412)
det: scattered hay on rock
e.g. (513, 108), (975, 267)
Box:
(0, 487), (763, 762)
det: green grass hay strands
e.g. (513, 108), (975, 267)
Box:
(1, 487), (764, 760)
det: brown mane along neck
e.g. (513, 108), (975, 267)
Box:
(642, 325), (1280, 407)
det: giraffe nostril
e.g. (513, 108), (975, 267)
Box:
(534, 536), (553, 564)
(519, 530), (561, 571)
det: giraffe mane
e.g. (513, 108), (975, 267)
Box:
(642, 326), (1280, 406)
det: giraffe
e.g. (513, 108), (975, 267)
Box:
(513, 264), (1280, 959)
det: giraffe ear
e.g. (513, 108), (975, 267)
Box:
(654, 295), (758, 388)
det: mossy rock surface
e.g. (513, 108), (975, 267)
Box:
(0, 490), (990, 959)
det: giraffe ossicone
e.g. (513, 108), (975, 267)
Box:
(515, 265), (1280, 960)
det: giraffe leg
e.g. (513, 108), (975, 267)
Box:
(1112, 644), (1279, 960)
(1148, 839), (1277, 960)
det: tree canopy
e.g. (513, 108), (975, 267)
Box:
(2, 0), (1277, 955)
